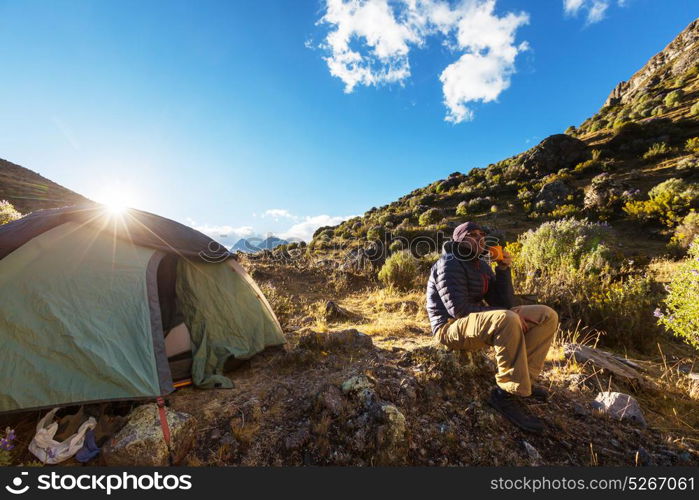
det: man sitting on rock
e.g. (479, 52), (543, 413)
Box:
(425, 221), (559, 433)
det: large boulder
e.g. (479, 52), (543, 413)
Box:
(517, 135), (588, 177)
(102, 404), (197, 466)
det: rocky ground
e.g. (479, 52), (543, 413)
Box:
(5, 257), (697, 467)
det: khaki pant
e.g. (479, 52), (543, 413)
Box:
(436, 305), (558, 397)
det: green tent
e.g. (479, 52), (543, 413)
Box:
(0, 205), (285, 413)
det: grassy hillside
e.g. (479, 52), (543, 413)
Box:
(0, 158), (90, 214)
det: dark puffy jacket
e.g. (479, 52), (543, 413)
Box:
(426, 241), (515, 335)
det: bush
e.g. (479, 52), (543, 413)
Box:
(664, 90), (683, 107)
(366, 226), (385, 241)
(389, 239), (404, 253)
(669, 211), (699, 253)
(642, 142), (671, 160)
(0, 200), (21, 225)
(685, 137), (699, 153)
(691, 102), (699, 116)
(510, 219), (660, 348)
(549, 204), (579, 218)
(455, 201), (468, 217)
(623, 178), (699, 226)
(378, 250), (419, 291)
(657, 239), (699, 348)
(418, 208), (443, 226)
(586, 273), (660, 350)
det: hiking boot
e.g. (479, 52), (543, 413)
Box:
(488, 387), (545, 433)
(529, 385), (550, 403)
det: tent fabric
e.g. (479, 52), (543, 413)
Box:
(0, 222), (172, 413)
(0, 204), (232, 262)
(176, 259), (286, 389)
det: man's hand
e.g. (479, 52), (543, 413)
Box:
(496, 248), (512, 270)
(511, 306), (540, 333)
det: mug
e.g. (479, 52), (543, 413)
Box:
(488, 245), (504, 261)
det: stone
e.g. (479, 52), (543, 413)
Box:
(517, 135), (589, 177)
(535, 179), (570, 211)
(298, 329), (373, 351)
(522, 440), (543, 466)
(375, 404), (407, 465)
(341, 375), (373, 395)
(592, 392), (647, 427)
(324, 301), (362, 323)
(634, 446), (654, 466)
(604, 19), (699, 107)
(102, 404), (197, 466)
(584, 174), (633, 212)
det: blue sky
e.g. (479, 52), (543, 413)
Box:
(0, 0), (696, 242)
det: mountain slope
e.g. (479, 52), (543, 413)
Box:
(304, 18), (699, 261)
(0, 158), (90, 214)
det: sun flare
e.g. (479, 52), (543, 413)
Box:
(96, 189), (135, 216)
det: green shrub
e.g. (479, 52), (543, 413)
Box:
(511, 218), (659, 349)
(586, 273), (660, 350)
(378, 250), (419, 291)
(642, 142), (671, 160)
(389, 239), (404, 253)
(685, 137), (699, 153)
(651, 105), (666, 117)
(664, 90), (683, 107)
(455, 201), (468, 217)
(549, 204), (579, 218)
(574, 160), (600, 175)
(418, 208), (443, 226)
(0, 200), (21, 225)
(669, 211), (699, 253)
(657, 239), (699, 348)
(691, 102), (699, 116)
(366, 226), (385, 241)
(623, 178), (699, 226)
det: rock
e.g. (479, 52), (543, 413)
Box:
(572, 402), (590, 418)
(535, 179), (570, 211)
(316, 384), (346, 416)
(102, 404), (197, 466)
(517, 135), (589, 177)
(592, 392), (647, 427)
(341, 375), (373, 394)
(634, 446), (654, 466)
(324, 301), (362, 323)
(342, 243), (384, 272)
(375, 404), (407, 465)
(563, 343), (645, 383)
(584, 174), (634, 212)
(298, 329), (373, 351)
(522, 440), (542, 466)
(604, 19), (699, 107)
(284, 426), (310, 451)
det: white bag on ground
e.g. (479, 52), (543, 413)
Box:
(29, 408), (97, 464)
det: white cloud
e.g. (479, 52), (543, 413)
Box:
(563, 0), (585, 15)
(563, 0), (611, 24)
(189, 212), (355, 245)
(261, 208), (298, 221)
(279, 214), (355, 242)
(316, 0), (529, 123)
(187, 219), (255, 241)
